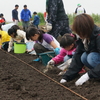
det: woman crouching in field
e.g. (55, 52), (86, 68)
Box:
(60, 14), (100, 86)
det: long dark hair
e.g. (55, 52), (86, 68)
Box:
(8, 25), (20, 38)
(72, 14), (94, 38)
(26, 27), (45, 42)
(60, 33), (77, 48)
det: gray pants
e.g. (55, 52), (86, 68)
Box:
(34, 43), (50, 55)
(22, 21), (29, 31)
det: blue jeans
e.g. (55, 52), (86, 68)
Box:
(81, 52), (100, 69)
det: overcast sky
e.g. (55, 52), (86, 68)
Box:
(1, 0), (100, 21)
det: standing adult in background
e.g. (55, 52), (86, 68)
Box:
(75, 4), (86, 16)
(33, 12), (40, 28)
(12, 4), (19, 25)
(20, 5), (32, 31)
(46, 0), (72, 39)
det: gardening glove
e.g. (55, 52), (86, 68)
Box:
(54, 48), (60, 55)
(75, 73), (89, 86)
(46, 22), (52, 32)
(47, 59), (55, 65)
(60, 79), (67, 83)
(8, 47), (12, 52)
(43, 60), (55, 73)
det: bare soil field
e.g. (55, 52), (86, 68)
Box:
(0, 49), (100, 100)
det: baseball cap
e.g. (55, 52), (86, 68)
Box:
(77, 4), (81, 7)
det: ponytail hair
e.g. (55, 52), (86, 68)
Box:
(60, 33), (77, 48)
(26, 27), (45, 41)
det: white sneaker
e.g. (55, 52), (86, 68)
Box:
(60, 79), (67, 83)
(75, 73), (89, 86)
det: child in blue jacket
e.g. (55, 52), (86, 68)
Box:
(33, 12), (40, 28)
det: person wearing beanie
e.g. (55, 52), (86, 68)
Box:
(75, 4), (86, 15)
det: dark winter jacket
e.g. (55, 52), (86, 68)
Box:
(12, 9), (19, 20)
(33, 15), (40, 25)
(63, 25), (100, 81)
(46, 0), (68, 23)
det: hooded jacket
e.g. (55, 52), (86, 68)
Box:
(21, 9), (32, 22)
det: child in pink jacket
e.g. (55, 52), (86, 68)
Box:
(44, 33), (86, 74)
(48, 33), (76, 65)
(52, 47), (76, 64)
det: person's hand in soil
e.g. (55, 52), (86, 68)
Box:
(8, 47), (12, 52)
(43, 60), (55, 73)
(75, 72), (89, 86)
(60, 78), (67, 83)
(48, 59), (55, 65)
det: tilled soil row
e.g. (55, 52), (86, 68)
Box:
(0, 50), (84, 100)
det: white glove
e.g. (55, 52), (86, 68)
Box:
(75, 73), (89, 86)
(60, 79), (67, 83)
(47, 60), (55, 65)
(8, 47), (12, 52)
(46, 22), (52, 32)
(43, 60), (55, 73)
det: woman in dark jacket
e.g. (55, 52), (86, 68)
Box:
(60, 14), (100, 86)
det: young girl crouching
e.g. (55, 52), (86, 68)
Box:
(26, 27), (61, 61)
(46, 34), (76, 73)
